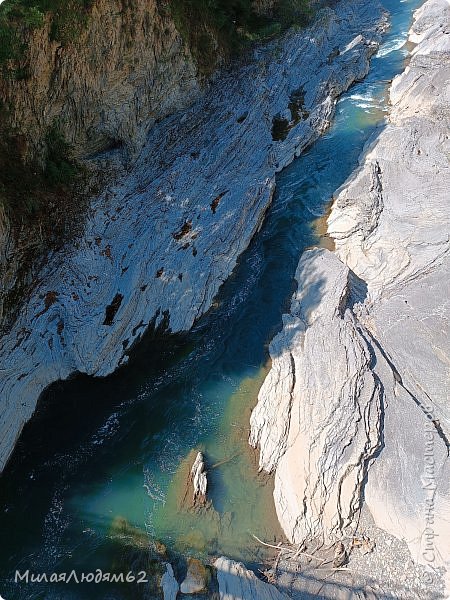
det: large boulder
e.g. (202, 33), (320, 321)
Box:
(180, 558), (210, 594)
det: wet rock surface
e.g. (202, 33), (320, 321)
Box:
(180, 558), (211, 594)
(161, 563), (179, 600)
(191, 452), (208, 508)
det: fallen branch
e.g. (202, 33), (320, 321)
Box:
(273, 547), (283, 572)
(314, 567), (351, 572)
(291, 544), (325, 562)
(251, 534), (287, 551)
(251, 534), (323, 563)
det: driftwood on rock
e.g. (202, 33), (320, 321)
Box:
(215, 557), (290, 600)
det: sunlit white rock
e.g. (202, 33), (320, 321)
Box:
(191, 452), (208, 506)
(251, 0), (450, 590)
(161, 563), (179, 600)
(215, 556), (289, 600)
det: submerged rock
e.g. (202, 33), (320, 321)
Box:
(180, 558), (210, 594)
(109, 516), (149, 550)
(108, 516), (166, 597)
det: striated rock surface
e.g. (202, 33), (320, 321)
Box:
(0, 0), (201, 332)
(0, 205), (15, 324)
(0, 0), (386, 471)
(215, 556), (290, 600)
(191, 452), (208, 507)
(251, 0), (450, 590)
(250, 248), (383, 543)
(329, 0), (450, 580)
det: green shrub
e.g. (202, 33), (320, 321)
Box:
(168, 0), (312, 72)
(44, 125), (77, 186)
(0, 123), (78, 218)
(22, 5), (44, 28)
(0, 0), (93, 68)
(0, 23), (19, 63)
(275, 0), (312, 27)
(0, 0), (312, 72)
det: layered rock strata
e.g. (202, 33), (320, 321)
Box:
(250, 248), (384, 542)
(250, 0), (450, 589)
(0, 0), (386, 471)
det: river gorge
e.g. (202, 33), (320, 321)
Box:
(0, 0), (449, 598)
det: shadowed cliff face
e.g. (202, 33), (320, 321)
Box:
(0, 0), (201, 163)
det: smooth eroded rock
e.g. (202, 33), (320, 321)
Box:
(215, 556), (289, 600)
(180, 558), (210, 594)
(161, 563), (179, 600)
(191, 451), (208, 507)
(251, 0), (450, 590)
(250, 248), (383, 542)
(328, 0), (450, 576)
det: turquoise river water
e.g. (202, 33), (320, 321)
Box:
(0, 1), (422, 597)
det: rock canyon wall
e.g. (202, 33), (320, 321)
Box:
(250, 0), (450, 590)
